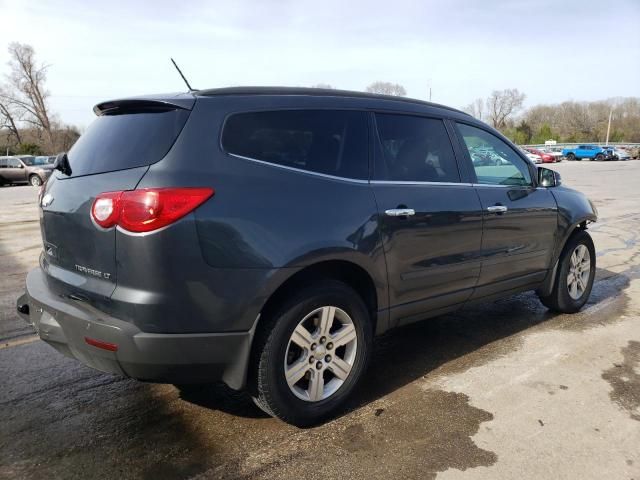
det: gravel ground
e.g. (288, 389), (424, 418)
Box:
(0, 160), (639, 479)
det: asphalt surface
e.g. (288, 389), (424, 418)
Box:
(1, 161), (639, 479)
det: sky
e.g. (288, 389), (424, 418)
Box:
(1, 0), (638, 128)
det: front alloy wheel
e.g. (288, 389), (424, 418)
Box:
(538, 229), (595, 313)
(567, 244), (591, 300)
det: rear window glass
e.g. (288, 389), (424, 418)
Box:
(66, 108), (190, 177)
(221, 110), (368, 180)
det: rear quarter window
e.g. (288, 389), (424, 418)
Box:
(66, 108), (190, 177)
(221, 110), (368, 180)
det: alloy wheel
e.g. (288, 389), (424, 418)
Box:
(567, 244), (591, 300)
(284, 306), (358, 402)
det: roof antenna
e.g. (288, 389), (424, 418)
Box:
(170, 58), (196, 92)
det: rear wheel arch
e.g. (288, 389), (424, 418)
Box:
(258, 260), (378, 334)
(234, 260), (378, 395)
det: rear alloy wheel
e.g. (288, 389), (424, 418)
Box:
(538, 229), (595, 313)
(595, 153), (605, 161)
(285, 306), (358, 402)
(567, 153), (576, 161)
(252, 280), (372, 426)
(29, 175), (43, 187)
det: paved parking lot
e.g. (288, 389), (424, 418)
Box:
(1, 161), (639, 479)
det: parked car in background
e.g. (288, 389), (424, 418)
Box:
(470, 147), (509, 166)
(525, 148), (556, 163)
(540, 147), (564, 162)
(562, 145), (613, 161)
(0, 155), (54, 186)
(519, 148), (542, 164)
(609, 147), (631, 161)
(35, 155), (57, 164)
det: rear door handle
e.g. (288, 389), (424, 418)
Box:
(385, 208), (415, 217)
(487, 205), (508, 213)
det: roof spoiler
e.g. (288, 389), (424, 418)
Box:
(93, 94), (196, 116)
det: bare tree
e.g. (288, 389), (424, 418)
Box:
(463, 97), (485, 120)
(311, 83), (335, 89)
(486, 88), (526, 129)
(0, 86), (22, 145)
(2, 43), (54, 147)
(366, 81), (407, 96)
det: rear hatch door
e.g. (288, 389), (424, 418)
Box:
(40, 96), (193, 300)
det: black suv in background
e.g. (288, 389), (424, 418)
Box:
(17, 87), (597, 426)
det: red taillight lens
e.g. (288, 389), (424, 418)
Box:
(91, 187), (213, 233)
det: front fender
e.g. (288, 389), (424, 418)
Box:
(538, 186), (597, 297)
(551, 186), (597, 261)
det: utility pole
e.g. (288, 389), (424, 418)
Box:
(427, 78), (432, 102)
(605, 108), (613, 146)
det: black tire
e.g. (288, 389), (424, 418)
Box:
(252, 280), (372, 426)
(595, 153), (605, 161)
(538, 229), (596, 313)
(566, 153), (576, 161)
(29, 175), (43, 187)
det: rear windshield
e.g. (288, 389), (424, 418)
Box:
(66, 108), (190, 177)
(221, 110), (368, 180)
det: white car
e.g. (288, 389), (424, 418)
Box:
(610, 148), (631, 161)
(520, 148), (542, 164)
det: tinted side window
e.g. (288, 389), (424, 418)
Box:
(374, 114), (460, 182)
(455, 123), (532, 187)
(222, 110), (368, 180)
(7, 158), (21, 168)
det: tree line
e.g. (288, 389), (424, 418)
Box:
(464, 89), (640, 144)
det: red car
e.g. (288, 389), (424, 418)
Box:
(525, 148), (555, 163)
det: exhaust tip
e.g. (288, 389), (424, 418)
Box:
(17, 304), (29, 316)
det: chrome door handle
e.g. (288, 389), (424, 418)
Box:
(487, 205), (508, 213)
(385, 208), (415, 217)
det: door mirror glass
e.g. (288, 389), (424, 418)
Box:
(538, 167), (561, 187)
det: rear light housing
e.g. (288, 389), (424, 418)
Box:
(91, 187), (214, 233)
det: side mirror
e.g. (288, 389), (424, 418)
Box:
(53, 152), (72, 176)
(538, 167), (561, 187)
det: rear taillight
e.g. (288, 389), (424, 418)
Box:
(91, 187), (213, 233)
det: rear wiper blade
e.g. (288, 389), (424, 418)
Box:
(53, 152), (72, 176)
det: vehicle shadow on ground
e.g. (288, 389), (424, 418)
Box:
(178, 266), (630, 422)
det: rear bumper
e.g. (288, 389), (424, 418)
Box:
(17, 267), (253, 388)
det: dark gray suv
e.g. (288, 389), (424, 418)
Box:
(17, 87), (597, 426)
